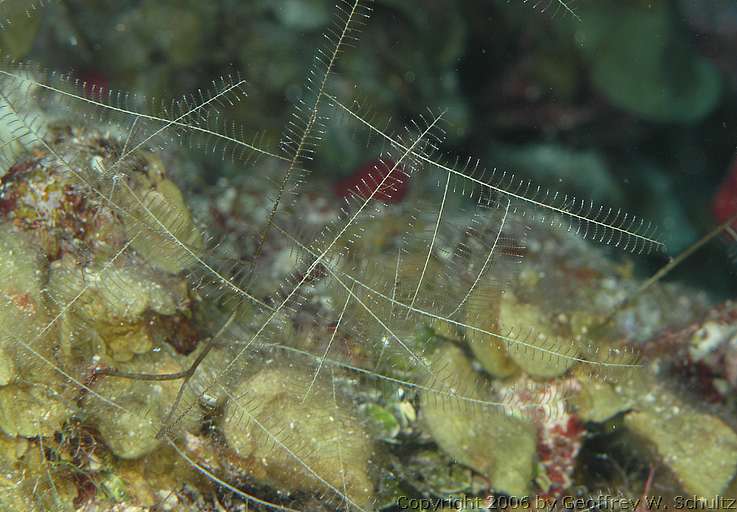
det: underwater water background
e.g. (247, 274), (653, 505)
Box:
(25, 0), (737, 296)
(3, 0), (737, 510)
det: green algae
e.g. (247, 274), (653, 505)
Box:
(0, 122), (212, 506)
(117, 157), (205, 275)
(85, 345), (201, 459)
(465, 286), (580, 380)
(0, 224), (49, 385)
(48, 252), (191, 362)
(464, 283), (519, 379)
(222, 364), (376, 507)
(0, 384), (73, 438)
(0, 223), (46, 304)
(0, 121), (731, 509)
(499, 291), (579, 379)
(570, 373), (631, 424)
(626, 408), (737, 497)
(420, 342), (537, 496)
(365, 403), (401, 440)
(0, 433), (77, 511)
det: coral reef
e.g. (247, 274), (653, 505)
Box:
(0, 114), (734, 511)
